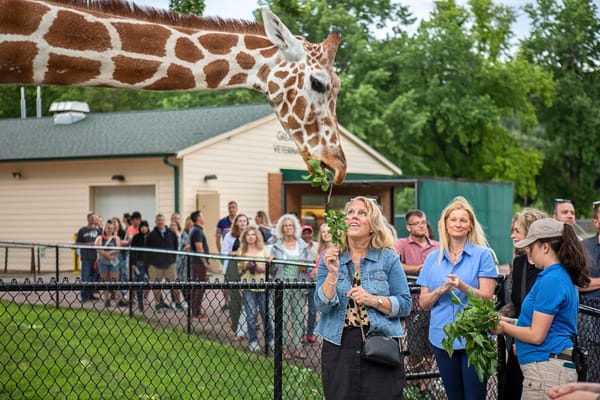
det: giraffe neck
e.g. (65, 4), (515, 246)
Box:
(0, 0), (274, 93)
(0, 0), (348, 184)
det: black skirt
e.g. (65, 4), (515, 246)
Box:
(321, 327), (405, 400)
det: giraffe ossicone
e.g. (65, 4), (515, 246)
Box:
(0, 0), (347, 183)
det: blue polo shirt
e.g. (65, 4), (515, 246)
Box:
(515, 263), (578, 364)
(216, 216), (233, 237)
(417, 242), (498, 349)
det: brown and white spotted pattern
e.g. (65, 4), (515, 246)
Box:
(0, 0), (346, 182)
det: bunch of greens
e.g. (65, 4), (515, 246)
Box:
(302, 159), (348, 246)
(302, 159), (332, 191)
(442, 290), (500, 382)
(323, 209), (348, 247)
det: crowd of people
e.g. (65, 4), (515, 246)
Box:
(74, 195), (600, 399)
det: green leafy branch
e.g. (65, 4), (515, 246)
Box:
(323, 209), (348, 247)
(442, 290), (500, 382)
(302, 159), (347, 247)
(302, 159), (332, 191)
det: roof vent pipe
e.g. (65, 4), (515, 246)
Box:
(36, 87), (42, 118)
(20, 87), (26, 119)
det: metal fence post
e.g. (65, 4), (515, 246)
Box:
(55, 245), (60, 308)
(273, 279), (284, 400)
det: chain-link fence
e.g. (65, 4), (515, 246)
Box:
(1, 242), (599, 400)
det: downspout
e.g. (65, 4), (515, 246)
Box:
(163, 155), (180, 213)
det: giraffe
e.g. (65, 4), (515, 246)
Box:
(0, 0), (347, 183)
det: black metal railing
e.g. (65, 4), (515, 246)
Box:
(1, 241), (599, 400)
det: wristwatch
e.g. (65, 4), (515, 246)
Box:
(376, 296), (383, 309)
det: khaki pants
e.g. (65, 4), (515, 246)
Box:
(520, 358), (577, 400)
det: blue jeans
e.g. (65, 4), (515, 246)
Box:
(80, 258), (96, 301)
(135, 264), (148, 310)
(431, 345), (487, 400)
(304, 287), (316, 337)
(243, 290), (273, 344)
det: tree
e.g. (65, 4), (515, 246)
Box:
(336, 0), (552, 202)
(521, 0), (600, 215)
(169, 0), (205, 16)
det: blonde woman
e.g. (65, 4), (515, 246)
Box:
(417, 196), (498, 400)
(95, 221), (122, 307)
(316, 196), (412, 399)
(237, 225), (273, 351)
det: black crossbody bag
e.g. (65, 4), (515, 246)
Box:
(346, 264), (402, 368)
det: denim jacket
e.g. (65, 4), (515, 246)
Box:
(314, 247), (412, 345)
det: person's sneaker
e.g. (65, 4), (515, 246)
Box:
(301, 335), (307, 344)
(104, 300), (111, 307)
(221, 304), (230, 312)
(154, 305), (163, 313)
(249, 342), (260, 352)
(268, 339), (275, 351)
(307, 335), (316, 343)
(117, 299), (128, 307)
(175, 302), (189, 311)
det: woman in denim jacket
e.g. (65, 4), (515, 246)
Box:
(315, 196), (412, 400)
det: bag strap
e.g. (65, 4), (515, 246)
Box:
(520, 258), (527, 304)
(346, 262), (367, 343)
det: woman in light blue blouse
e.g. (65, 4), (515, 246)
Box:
(417, 196), (497, 400)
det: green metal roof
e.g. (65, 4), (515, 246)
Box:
(280, 169), (411, 183)
(0, 103), (273, 161)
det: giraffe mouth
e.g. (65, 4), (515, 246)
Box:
(320, 160), (344, 185)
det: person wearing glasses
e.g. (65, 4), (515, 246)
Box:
(395, 209), (439, 276)
(269, 213), (313, 359)
(492, 218), (590, 398)
(394, 209), (439, 395)
(417, 196), (498, 400)
(579, 200), (600, 383)
(315, 196), (412, 400)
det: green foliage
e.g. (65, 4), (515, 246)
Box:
(302, 161), (348, 246)
(169, 0), (205, 15)
(521, 0), (600, 216)
(442, 290), (500, 382)
(302, 159), (333, 191)
(323, 209), (348, 247)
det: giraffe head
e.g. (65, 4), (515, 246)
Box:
(261, 10), (347, 184)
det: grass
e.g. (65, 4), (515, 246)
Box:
(0, 301), (324, 399)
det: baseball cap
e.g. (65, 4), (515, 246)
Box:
(301, 225), (313, 233)
(514, 218), (564, 249)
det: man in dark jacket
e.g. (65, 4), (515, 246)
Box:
(145, 213), (186, 312)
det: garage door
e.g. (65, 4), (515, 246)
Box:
(93, 185), (156, 225)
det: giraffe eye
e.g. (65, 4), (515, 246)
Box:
(310, 76), (328, 94)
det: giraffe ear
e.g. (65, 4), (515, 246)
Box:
(262, 9), (305, 62)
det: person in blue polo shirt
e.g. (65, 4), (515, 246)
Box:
(493, 218), (590, 399)
(418, 196), (497, 400)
